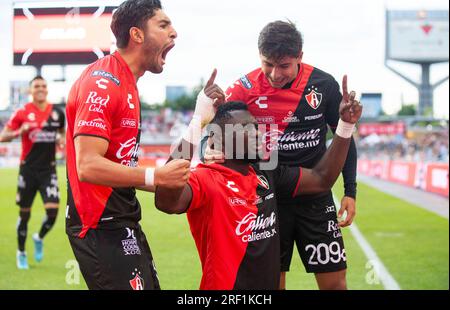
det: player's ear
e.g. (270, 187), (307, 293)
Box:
(297, 51), (303, 63)
(129, 27), (144, 44)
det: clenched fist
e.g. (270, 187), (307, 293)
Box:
(155, 159), (191, 189)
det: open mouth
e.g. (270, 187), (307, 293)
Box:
(161, 43), (175, 64)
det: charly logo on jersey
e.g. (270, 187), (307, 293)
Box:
(255, 96), (268, 109)
(85, 91), (110, 114)
(122, 228), (141, 256)
(116, 137), (140, 167)
(27, 113), (35, 121)
(129, 268), (144, 290)
(95, 78), (109, 90)
(235, 212), (277, 243)
(263, 128), (321, 151)
(226, 181), (239, 193)
(127, 94), (135, 109)
(305, 86), (323, 110)
(282, 111), (300, 123)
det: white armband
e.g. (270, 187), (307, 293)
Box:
(145, 168), (155, 186)
(335, 119), (355, 139)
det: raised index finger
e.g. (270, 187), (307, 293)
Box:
(206, 68), (218, 88)
(342, 75), (348, 102)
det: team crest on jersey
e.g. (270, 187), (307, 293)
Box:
(51, 111), (59, 121)
(305, 86), (323, 110)
(28, 113), (35, 121)
(257, 175), (270, 190)
(129, 269), (144, 290)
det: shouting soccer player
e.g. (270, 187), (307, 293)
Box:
(65, 0), (190, 290)
(155, 71), (362, 290)
(204, 21), (358, 290)
(0, 76), (65, 269)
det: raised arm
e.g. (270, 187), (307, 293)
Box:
(155, 70), (219, 214)
(295, 75), (362, 195)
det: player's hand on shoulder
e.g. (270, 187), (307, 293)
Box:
(155, 159), (191, 189)
(339, 75), (363, 124)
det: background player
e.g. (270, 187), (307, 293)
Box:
(0, 76), (65, 269)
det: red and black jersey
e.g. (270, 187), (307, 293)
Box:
(187, 163), (301, 290)
(65, 52), (142, 238)
(225, 64), (341, 168)
(6, 102), (65, 168)
(224, 64), (358, 200)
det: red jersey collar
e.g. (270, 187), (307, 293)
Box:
(112, 51), (137, 86)
(197, 162), (257, 178)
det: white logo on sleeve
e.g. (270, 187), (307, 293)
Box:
(127, 94), (135, 109)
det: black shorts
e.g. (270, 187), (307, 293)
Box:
(68, 225), (160, 290)
(16, 165), (60, 208)
(278, 192), (347, 273)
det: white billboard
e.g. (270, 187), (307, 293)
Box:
(386, 10), (449, 63)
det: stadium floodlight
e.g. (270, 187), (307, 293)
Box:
(385, 10), (449, 116)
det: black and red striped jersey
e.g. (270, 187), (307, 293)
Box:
(224, 64), (346, 202)
(65, 52), (142, 238)
(6, 102), (64, 168)
(187, 163), (301, 290)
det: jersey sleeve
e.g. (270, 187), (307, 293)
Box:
(225, 77), (249, 103)
(73, 73), (121, 141)
(6, 109), (24, 131)
(187, 168), (208, 211)
(273, 165), (302, 199)
(325, 77), (342, 129)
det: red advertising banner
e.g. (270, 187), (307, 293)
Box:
(358, 159), (449, 197)
(358, 122), (406, 136)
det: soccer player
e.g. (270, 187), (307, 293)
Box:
(0, 76), (65, 269)
(155, 74), (362, 290)
(204, 21), (358, 290)
(65, 0), (190, 290)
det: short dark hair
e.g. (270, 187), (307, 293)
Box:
(258, 20), (303, 61)
(111, 0), (162, 48)
(210, 101), (249, 128)
(29, 75), (45, 86)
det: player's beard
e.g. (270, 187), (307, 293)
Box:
(142, 37), (163, 74)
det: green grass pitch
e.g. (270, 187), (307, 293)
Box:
(0, 167), (447, 290)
